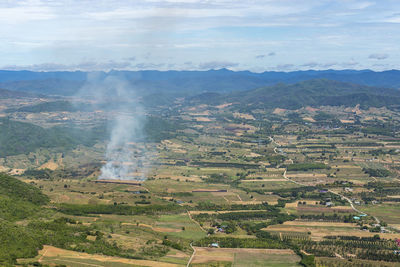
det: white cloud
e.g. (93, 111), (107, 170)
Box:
(0, 0), (399, 71)
(346, 1), (375, 10)
(0, 4), (55, 23)
(198, 61), (239, 69)
(369, 53), (389, 60)
(3, 60), (132, 71)
(275, 64), (294, 71)
(134, 62), (165, 69)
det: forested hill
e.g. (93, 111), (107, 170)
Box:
(0, 88), (41, 98)
(0, 173), (49, 265)
(0, 118), (104, 157)
(188, 79), (400, 110)
(0, 116), (181, 157)
(0, 173), (49, 206)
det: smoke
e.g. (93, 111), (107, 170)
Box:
(100, 111), (146, 180)
(78, 72), (149, 180)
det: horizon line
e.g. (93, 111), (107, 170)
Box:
(0, 68), (399, 74)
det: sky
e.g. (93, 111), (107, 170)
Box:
(0, 0), (400, 72)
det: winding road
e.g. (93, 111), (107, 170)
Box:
(186, 243), (196, 267)
(270, 136), (380, 225)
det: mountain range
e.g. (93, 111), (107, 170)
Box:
(188, 79), (400, 110)
(1, 69), (400, 97)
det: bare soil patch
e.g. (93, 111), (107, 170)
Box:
(303, 117), (316, 122)
(233, 112), (255, 120)
(39, 160), (59, 170)
(273, 108), (286, 114)
(192, 247), (296, 264)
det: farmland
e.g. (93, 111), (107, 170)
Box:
(1, 90), (400, 267)
(191, 247), (301, 266)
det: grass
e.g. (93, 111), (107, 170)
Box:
(157, 214), (206, 240)
(233, 252), (300, 267)
(239, 181), (302, 191)
(360, 203), (400, 224)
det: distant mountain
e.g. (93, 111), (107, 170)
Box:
(0, 88), (41, 98)
(4, 100), (86, 113)
(188, 79), (400, 110)
(188, 92), (221, 103)
(1, 69), (400, 97)
(0, 79), (84, 96)
(0, 70), (86, 82)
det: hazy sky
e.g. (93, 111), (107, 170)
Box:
(1, 0), (400, 72)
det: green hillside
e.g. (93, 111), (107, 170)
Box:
(0, 118), (104, 157)
(191, 79), (400, 110)
(0, 172), (49, 206)
(0, 116), (181, 157)
(0, 173), (49, 264)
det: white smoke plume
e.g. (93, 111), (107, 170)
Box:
(100, 111), (146, 180)
(79, 72), (149, 180)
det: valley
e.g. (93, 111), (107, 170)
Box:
(1, 78), (400, 266)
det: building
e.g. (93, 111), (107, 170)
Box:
(211, 243), (219, 248)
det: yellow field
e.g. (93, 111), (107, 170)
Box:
(263, 220), (400, 241)
(286, 173), (327, 178)
(191, 247), (300, 266)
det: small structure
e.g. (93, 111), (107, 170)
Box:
(353, 216), (360, 220)
(396, 239), (400, 247)
(127, 191), (142, 194)
(211, 243), (219, 248)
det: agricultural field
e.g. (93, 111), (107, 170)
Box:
(1, 92), (400, 267)
(191, 247), (301, 267)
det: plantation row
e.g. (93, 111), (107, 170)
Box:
(190, 161), (260, 169)
(193, 210), (296, 222)
(193, 201), (279, 211)
(285, 162), (330, 171)
(268, 231), (311, 241)
(56, 203), (183, 216)
(193, 236), (288, 249)
(297, 239), (400, 262)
